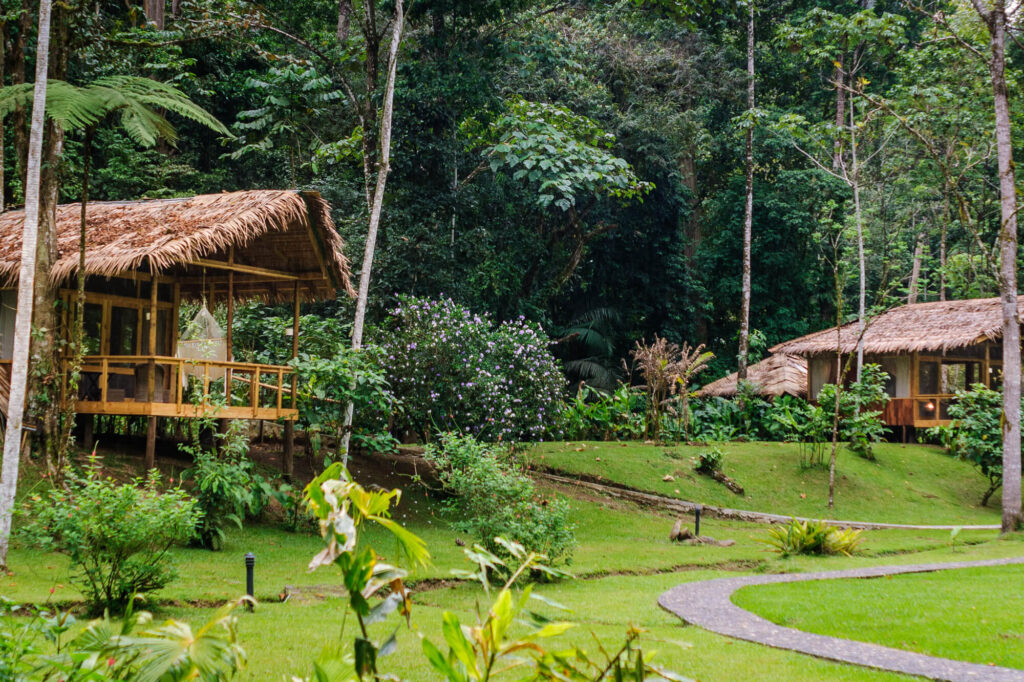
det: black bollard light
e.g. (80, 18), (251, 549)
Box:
(245, 552), (255, 611)
(694, 504), (702, 538)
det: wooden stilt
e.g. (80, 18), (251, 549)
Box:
(82, 416), (94, 451)
(145, 417), (157, 470)
(284, 421), (295, 480)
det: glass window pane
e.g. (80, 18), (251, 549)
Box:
(917, 399), (938, 420)
(919, 361), (939, 395)
(109, 307), (139, 356)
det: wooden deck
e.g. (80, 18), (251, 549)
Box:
(66, 354), (298, 421)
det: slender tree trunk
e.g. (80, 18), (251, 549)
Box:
(31, 4), (67, 478)
(0, 0), (52, 568)
(828, 256), (843, 509)
(832, 59), (845, 171)
(0, 21), (6, 213)
(976, 1), (1023, 532)
(908, 222), (924, 305)
(737, 0), (754, 383)
(850, 90), (865, 379)
(336, 0), (352, 42)
(11, 0), (30, 195)
(340, 0), (405, 462)
(940, 183), (949, 300)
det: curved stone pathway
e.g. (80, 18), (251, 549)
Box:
(658, 557), (1024, 681)
(535, 470), (1001, 530)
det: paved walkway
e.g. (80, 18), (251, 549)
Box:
(535, 470), (1001, 530)
(658, 557), (1024, 681)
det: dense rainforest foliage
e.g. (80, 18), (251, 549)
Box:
(0, 0), (1016, 383)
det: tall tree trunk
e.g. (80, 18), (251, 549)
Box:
(737, 0), (754, 383)
(975, 0), (1022, 532)
(828, 255), (843, 509)
(0, 20), (6, 213)
(336, 0), (352, 42)
(908, 223), (924, 305)
(10, 0), (30, 194)
(850, 89), (865, 379)
(0, 0), (52, 568)
(940, 184), (949, 301)
(340, 0), (405, 462)
(832, 59), (845, 171)
(30, 3), (67, 478)
(144, 0), (164, 29)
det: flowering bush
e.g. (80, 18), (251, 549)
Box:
(379, 296), (565, 442)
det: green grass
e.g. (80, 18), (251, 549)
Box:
(3, 441), (1020, 680)
(526, 441), (1000, 524)
(734, 562), (1024, 669)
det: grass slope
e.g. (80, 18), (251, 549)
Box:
(526, 441), (999, 524)
(3, 446), (1020, 680)
(734, 561), (1024, 670)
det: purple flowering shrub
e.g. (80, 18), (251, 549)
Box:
(380, 296), (565, 442)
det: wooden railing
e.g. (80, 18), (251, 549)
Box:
(63, 355), (298, 421)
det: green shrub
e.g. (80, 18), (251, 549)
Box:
(18, 461), (200, 613)
(694, 446), (724, 475)
(557, 384), (645, 441)
(181, 418), (269, 550)
(292, 345), (400, 459)
(760, 517), (864, 557)
(943, 383), (1004, 506)
(380, 296), (565, 442)
(816, 363), (890, 460)
(424, 432), (575, 567)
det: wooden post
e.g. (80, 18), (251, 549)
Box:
(145, 277), (158, 472)
(220, 254), (234, 436)
(283, 281), (299, 480)
(82, 416), (93, 451)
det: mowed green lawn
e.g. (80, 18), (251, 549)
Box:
(2, 442), (1020, 680)
(734, 561), (1024, 670)
(526, 441), (1000, 524)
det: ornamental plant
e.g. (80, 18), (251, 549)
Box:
(760, 517), (864, 557)
(424, 432), (575, 568)
(944, 384), (1004, 506)
(18, 459), (200, 613)
(379, 296), (565, 442)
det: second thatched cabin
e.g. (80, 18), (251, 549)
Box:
(771, 297), (1013, 429)
(697, 354), (808, 399)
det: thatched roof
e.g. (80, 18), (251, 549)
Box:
(697, 354), (807, 399)
(0, 190), (354, 301)
(771, 296), (1022, 357)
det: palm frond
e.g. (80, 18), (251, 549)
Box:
(564, 358), (618, 390)
(0, 80), (108, 131)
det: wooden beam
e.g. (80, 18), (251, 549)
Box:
(190, 258), (299, 281)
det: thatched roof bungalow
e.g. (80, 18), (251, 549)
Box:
(771, 296), (1016, 428)
(0, 189), (353, 299)
(0, 190), (353, 468)
(697, 354), (807, 399)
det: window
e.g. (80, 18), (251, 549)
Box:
(919, 361), (939, 395)
(109, 307), (139, 356)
